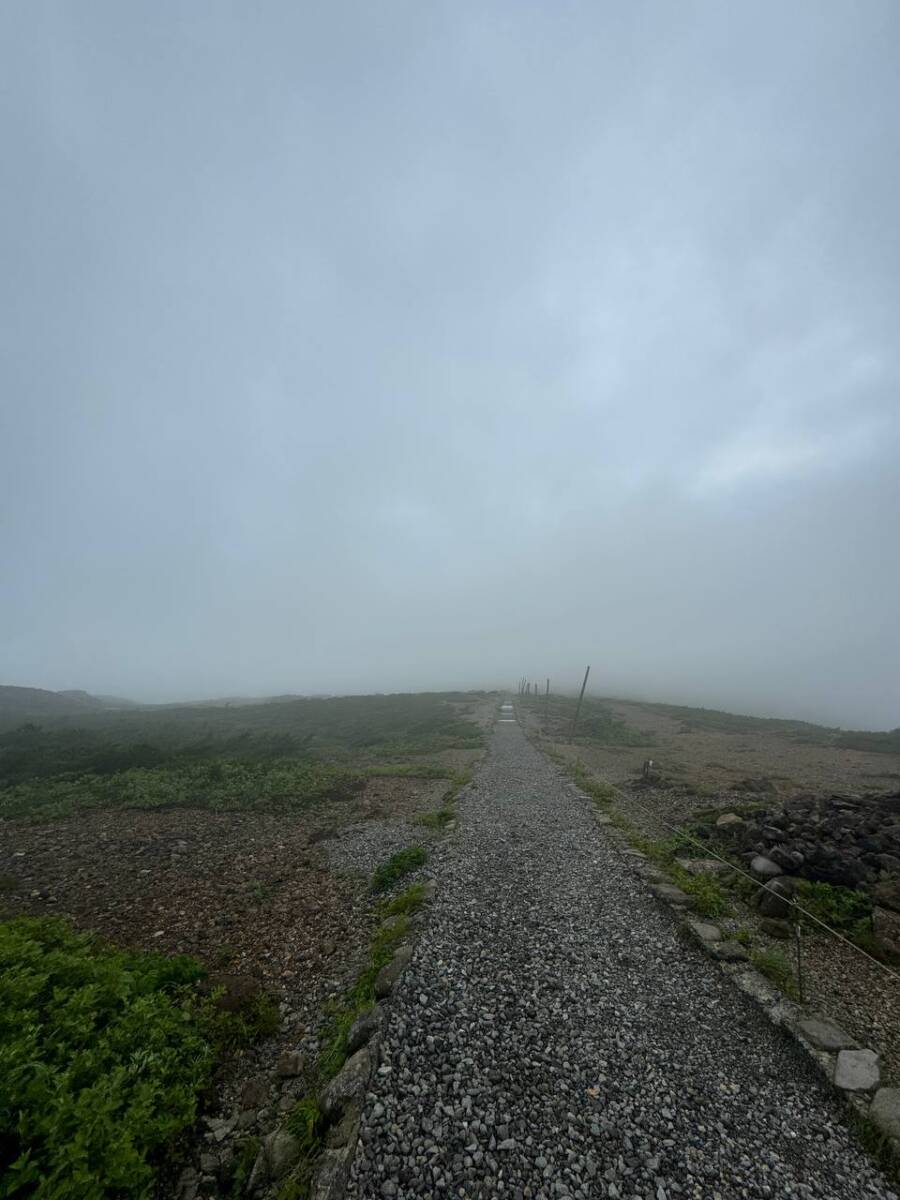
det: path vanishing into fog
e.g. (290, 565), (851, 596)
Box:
(349, 717), (897, 1200)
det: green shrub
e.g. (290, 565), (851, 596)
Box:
(793, 879), (872, 931)
(371, 847), (427, 893)
(0, 917), (218, 1199)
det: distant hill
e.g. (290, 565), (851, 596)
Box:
(0, 686), (135, 729)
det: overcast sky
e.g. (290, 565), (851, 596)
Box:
(1, 2), (898, 727)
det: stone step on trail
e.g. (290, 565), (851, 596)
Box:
(348, 722), (897, 1200)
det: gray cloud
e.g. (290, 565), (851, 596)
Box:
(2, 2), (898, 727)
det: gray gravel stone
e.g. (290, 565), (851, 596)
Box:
(374, 946), (413, 999)
(346, 722), (898, 1200)
(834, 1049), (880, 1092)
(797, 1016), (859, 1051)
(870, 1089), (900, 1140)
(346, 1005), (385, 1055)
(687, 920), (722, 942)
(649, 883), (689, 906)
(750, 855), (782, 878)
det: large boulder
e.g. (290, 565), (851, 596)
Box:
(834, 1049), (880, 1092)
(374, 946), (413, 999)
(750, 856), (782, 879)
(796, 1016), (858, 1051)
(346, 1005), (385, 1055)
(870, 1089), (900, 1140)
(756, 878), (794, 920)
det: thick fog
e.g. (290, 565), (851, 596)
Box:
(1, 3), (898, 728)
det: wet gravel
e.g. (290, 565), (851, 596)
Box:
(320, 818), (428, 876)
(348, 722), (898, 1200)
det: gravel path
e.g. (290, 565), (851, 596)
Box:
(348, 722), (897, 1200)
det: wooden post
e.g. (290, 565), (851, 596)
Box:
(570, 665), (591, 740)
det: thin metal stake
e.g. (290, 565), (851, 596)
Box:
(570, 665), (591, 740)
(795, 922), (805, 1004)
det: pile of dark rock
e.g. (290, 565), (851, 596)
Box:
(696, 790), (900, 955)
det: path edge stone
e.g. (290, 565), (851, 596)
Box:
(562, 772), (900, 1170)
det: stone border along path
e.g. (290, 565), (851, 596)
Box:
(344, 718), (898, 1200)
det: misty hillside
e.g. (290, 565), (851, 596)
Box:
(0, 685), (134, 727)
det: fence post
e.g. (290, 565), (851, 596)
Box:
(570, 665), (591, 740)
(795, 922), (805, 1004)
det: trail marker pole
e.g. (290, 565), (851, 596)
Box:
(545, 678), (550, 725)
(570, 665), (591, 740)
(795, 922), (805, 1004)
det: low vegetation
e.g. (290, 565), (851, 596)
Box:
(632, 700), (900, 755)
(0, 693), (486, 823)
(793, 879), (872, 931)
(281, 882), (427, 1195)
(750, 946), (800, 1000)
(0, 916), (260, 1199)
(525, 693), (654, 747)
(572, 761), (617, 806)
(0, 759), (366, 822)
(371, 846), (428, 893)
(413, 768), (470, 831)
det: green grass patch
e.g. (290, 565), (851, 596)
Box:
(364, 763), (452, 780)
(414, 807), (455, 830)
(0, 759), (366, 823)
(381, 883), (426, 918)
(672, 870), (730, 919)
(626, 835), (731, 918)
(572, 762), (616, 807)
(227, 1136), (262, 1198)
(0, 916), (235, 1198)
(370, 846), (427, 893)
(750, 946), (799, 999)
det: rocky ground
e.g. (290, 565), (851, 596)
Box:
(545, 701), (900, 800)
(0, 772), (458, 1196)
(517, 701), (900, 1092)
(349, 722), (898, 1200)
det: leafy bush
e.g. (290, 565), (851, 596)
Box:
(793, 879), (872, 930)
(370, 847), (427, 893)
(0, 917), (218, 1199)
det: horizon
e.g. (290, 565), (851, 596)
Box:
(3, 677), (896, 733)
